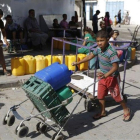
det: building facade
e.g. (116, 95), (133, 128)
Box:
(75, 0), (140, 25)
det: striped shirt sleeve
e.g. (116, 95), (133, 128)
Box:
(92, 48), (98, 56)
(110, 52), (120, 63)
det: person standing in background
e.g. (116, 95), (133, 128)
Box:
(118, 10), (121, 27)
(0, 9), (11, 76)
(103, 12), (112, 34)
(125, 11), (129, 25)
(92, 10), (103, 34)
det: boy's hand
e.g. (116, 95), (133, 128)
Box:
(97, 72), (104, 77)
(97, 72), (107, 79)
(72, 62), (77, 66)
(85, 37), (89, 40)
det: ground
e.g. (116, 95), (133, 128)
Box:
(0, 24), (140, 140)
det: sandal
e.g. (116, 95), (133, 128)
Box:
(123, 108), (133, 122)
(4, 71), (11, 76)
(93, 111), (107, 120)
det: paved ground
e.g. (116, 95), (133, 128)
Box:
(0, 24), (140, 140)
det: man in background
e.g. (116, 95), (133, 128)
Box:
(25, 9), (48, 50)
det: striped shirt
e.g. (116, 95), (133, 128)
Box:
(93, 44), (120, 76)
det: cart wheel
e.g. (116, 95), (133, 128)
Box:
(7, 115), (15, 126)
(51, 133), (64, 140)
(36, 122), (41, 132)
(15, 123), (25, 135)
(36, 122), (48, 133)
(2, 114), (8, 125)
(123, 95), (127, 103)
(17, 126), (29, 138)
(84, 99), (92, 112)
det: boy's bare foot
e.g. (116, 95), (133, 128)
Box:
(123, 108), (133, 122)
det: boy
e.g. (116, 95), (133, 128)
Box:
(109, 30), (123, 58)
(5, 15), (24, 44)
(53, 19), (61, 28)
(72, 30), (132, 122)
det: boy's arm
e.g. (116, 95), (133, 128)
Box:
(72, 53), (95, 66)
(104, 62), (118, 78)
(82, 37), (89, 46)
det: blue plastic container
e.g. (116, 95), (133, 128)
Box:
(120, 47), (131, 61)
(120, 51), (124, 62)
(35, 62), (73, 90)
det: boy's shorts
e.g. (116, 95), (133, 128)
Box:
(98, 75), (123, 102)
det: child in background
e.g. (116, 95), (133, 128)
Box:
(78, 27), (96, 54)
(100, 21), (106, 31)
(109, 30), (123, 58)
(72, 30), (133, 122)
(114, 15), (117, 26)
(78, 27), (96, 69)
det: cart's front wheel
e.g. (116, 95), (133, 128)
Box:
(7, 115), (15, 126)
(15, 124), (25, 135)
(36, 122), (48, 133)
(2, 114), (8, 125)
(84, 99), (92, 112)
(51, 133), (64, 140)
(17, 126), (29, 138)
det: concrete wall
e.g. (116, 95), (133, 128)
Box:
(0, 0), (75, 26)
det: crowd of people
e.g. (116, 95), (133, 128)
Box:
(52, 13), (81, 38)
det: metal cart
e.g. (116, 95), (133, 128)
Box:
(2, 38), (135, 140)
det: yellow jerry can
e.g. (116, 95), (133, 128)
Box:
(67, 55), (79, 71)
(131, 48), (136, 60)
(58, 39), (70, 50)
(35, 55), (47, 72)
(11, 57), (25, 76)
(23, 55), (36, 74)
(57, 55), (68, 66)
(53, 40), (59, 49)
(78, 54), (88, 70)
(46, 55), (58, 66)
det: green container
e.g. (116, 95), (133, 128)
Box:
(70, 40), (77, 51)
(22, 76), (69, 126)
(56, 86), (73, 105)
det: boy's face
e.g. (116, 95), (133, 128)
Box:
(113, 33), (118, 39)
(100, 23), (105, 29)
(29, 11), (35, 18)
(63, 15), (67, 20)
(54, 19), (58, 24)
(96, 37), (109, 51)
(6, 17), (13, 24)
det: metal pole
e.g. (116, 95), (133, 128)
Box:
(83, 0), (86, 28)
(51, 38), (54, 64)
(62, 39), (65, 64)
